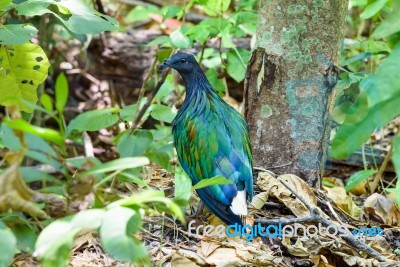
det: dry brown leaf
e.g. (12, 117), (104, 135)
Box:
(281, 237), (309, 257)
(311, 255), (335, 267)
(203, 247), (245, 266)
(176, 249), (207, 266)
(200, 241), (220, 257)
(364, 193), (400, 226)
(256, 172), (317, 217)
(171, 253), (202, 267)
(323, 185), (362, 219)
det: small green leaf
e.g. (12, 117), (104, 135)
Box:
(192, 175), (232, 190)
(40, 93), (54, 112)
(151, 104), (176, 123)
(0, 221), (17, 267)
(226, 48), (251, 82)
(170, 27), (192, 49)
(66, 108), (119, 136)
(124, 5), (159, 24)
(360, 0), (389, 19)
(100, 207), (149, 264)
(174, 166), (192, 203)
(199, 0), (231, 16)
(80, 157), (150, 176)
(345, 169), (377, 192)
(0, 24), (38, 45)
(55, 72), (69, 114)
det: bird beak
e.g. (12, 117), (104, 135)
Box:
(158, 59), (170, 71)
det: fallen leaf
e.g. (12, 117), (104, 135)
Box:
(364, 193), (400, 226)
(200, 241), (220, 257)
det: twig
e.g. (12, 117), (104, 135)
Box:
(254, 177), (388, 262)
(370, 132), (399, 193)
(129, 55), (172, 133)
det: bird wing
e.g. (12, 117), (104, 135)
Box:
(174, 96), (253, 224)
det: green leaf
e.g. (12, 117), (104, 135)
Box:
(117, 130), (153, 157)
(170, 27), (192, 49)
(226, 48), (251, 82)
(35, 210), (105, 266)
(192, 175), (232, 190)
(345, 169), (377, 192)
(4, 118), (64, 147)
(0, 43), (50, 112)
(206, 68), (225, 93)
(66, 108), (119, 136)
(332, 47), (400, 158)
(161, 5), (182, 19)
(332, 93), (400, 159)
(40, 93), (54, 112)
(0, 0), (13, 11)
(100, 207), (149, 264)
(80, 157), (150, 176)
(0, 24), (38, 45)
(198, 0), (231, 16)
(12, 224), (37, 253)
(174, 166), (192, 203)
(21, 167), (63, 185)
(55, 72), (69, 114)
(16, 0), (119, 35)
(116, 190), (185, 222)
(124, 5), (159, 24)
(0, 221), (17, 267)
(360, 0), (389, 19)
(373, 4), (400, 39)
(150, 104), (176, 123)
(119, 172), (148, 187)
(392, 136), (400, 176)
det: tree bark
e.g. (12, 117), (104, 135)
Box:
(244, 0), (348, 187)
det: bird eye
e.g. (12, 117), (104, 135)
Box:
(179, 58), (186, 64)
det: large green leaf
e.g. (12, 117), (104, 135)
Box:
(372, 2), (400, 39)
(0, 221), (17, 267)
(332, 48), (400, 159)
(0, 0), (13, 11)
(170, 27), (192, 49)
(332, 94), (400, 159)
(100, 207), (149, 264)
(0, 24), (38, 45)
(150, 104), (177, 123)
(117, 130), (153, 157)
(0, 42), (50, 112)
(15, 0), (119, 34)
(226, 48), (251, 82)
(66, 108), (119, 136)
(360, 0), (389, 19)
(35, 210), (105, 267)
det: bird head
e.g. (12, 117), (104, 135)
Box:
(158, 53), (197, 75)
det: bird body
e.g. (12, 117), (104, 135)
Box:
(159, 53), (253, 225)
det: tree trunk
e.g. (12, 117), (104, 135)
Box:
(244, 0), (348, 187)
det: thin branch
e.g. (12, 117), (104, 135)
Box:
(129, 67), (170, 133)
(255, 176), (388, 262)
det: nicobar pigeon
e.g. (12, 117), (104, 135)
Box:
(159, 53), (253, 225)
